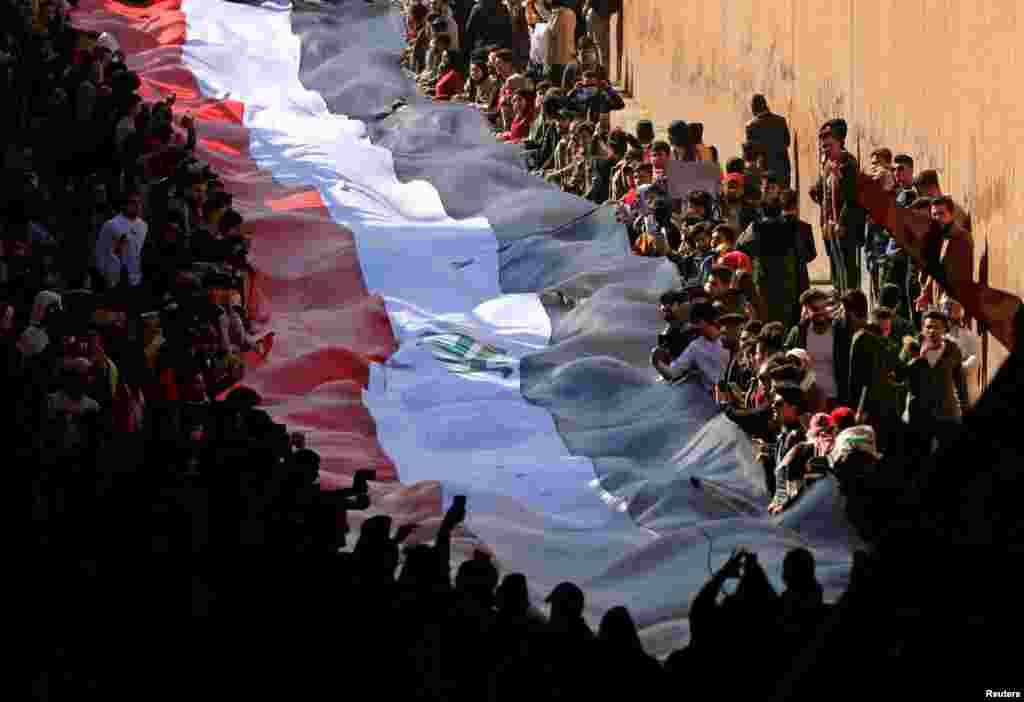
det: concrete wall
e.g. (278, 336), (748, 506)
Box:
(610, 0), (1023, 379)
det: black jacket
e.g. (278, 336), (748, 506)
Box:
(897, 338), (966, 422)
(658, 322), (697, 361)
(745, 111), (791, 180)
(786, 215), (816, 293)
(585, 157), (613, 203)
(464, 0), (514, 53)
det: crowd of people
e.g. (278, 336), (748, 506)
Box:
(14, 0), (1014, 699)
(400, 0), (980, 517)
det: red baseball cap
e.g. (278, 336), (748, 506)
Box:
(829, 406), (856, 430)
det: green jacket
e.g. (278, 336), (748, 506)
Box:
(528, 111), (546, 144)
(848, 329), (901, 424)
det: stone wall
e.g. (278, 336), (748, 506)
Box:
(610, 0), (1023, 378)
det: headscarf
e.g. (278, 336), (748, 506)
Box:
(828, 425), (881, 467)
(786, 348), (818, 392)
(29, 290), (62, 326)
(723, 173), (744, 188)
(96, 32), (120, 54)
(17, 290), (62, 357)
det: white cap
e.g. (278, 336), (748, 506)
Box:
(96, 32), (120, 54)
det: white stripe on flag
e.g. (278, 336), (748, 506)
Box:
(179, 0), (856, 657)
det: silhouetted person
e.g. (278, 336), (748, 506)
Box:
(596, 606), (665, 696)
(541, 581), (598, 701)
(488, 573), (549, 702)
(778, 548), (825, 650)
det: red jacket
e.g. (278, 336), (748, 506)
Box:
(434, 69), (463, 101)
(499, 108), (534, 143)
(719, 250), (753, 274)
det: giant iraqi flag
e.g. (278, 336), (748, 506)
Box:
(73, 0), (861, 655)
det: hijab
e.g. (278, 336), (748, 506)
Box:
(17, 290), (62, 357)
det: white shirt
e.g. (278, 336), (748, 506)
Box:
(95, 213), (148, 288)
(531, 22), (550, 66)
(669, 335), (729, 393)
(805, 325), (837, 400)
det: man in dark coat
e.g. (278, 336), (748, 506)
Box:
(844, 292), (901, 450)
(781, 187), (816, 303)
(745, 94), (791, 187)
(737, 195), (801, 330)
(464, 0), (514, 54)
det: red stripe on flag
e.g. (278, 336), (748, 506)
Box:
(71, 0), (399, 481)
(266, 190), (327, 212)
(200, 138), (243, 156)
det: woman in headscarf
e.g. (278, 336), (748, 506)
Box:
(786, 347), (827, 413)
(16, 289), (61, 359)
